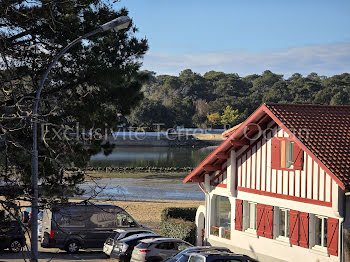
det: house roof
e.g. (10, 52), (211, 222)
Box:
(222, 123), (242, 138)
(184, 103), (350, 190)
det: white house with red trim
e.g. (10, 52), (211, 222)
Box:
(184, 103), (350, 262)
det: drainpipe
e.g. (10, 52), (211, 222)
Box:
(334, 190), (350, 262)
(198, 182), (209, 194)
(195, 182), (208, 246)
(341, 192), (350, 262)
(339, 217), (344, 262)
(199, 174), (211, 246)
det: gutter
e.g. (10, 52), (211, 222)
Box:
(198, 182), (209, 195)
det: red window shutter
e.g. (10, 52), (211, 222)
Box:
(293, 142), (304, 170)
(271, 138), (281, 169)
(289, 210), (299, 245)
(327, 218), (339, 256)
(299, 212), (309, 248)
(235, 199), (243, 231)
(264, 205), (274, 239)
(256, 204), (265, 237)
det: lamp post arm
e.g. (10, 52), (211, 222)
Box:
(34, 27), (102, 114)
(30, 27), (102, 262)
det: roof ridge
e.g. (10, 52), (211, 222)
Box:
(265, 103), (350, 108)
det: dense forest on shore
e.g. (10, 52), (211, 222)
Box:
(127, 70), (350, 129)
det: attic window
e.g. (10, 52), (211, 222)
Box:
(284, 141), (294, 168)
(271, 138), (304, 170)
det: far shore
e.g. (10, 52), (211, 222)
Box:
(103, 132), (224, 147)
(84, 170), (189, 180)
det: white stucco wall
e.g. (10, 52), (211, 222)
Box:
(206, 191), (342, 262)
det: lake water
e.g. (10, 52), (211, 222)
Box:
(85, 146), (216, 201)
(90, 146), (216, 168)
(80, 177), (205, 201)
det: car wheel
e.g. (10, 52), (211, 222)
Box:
(65, 240), (80, 253)
(10, 240), (22, 253)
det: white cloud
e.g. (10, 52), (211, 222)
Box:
(141, 43), (350, 77)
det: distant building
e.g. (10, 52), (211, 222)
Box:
(184, 103), (350, 262)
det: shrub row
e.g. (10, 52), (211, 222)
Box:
(160, 207), (197, 245)
(66, 166), (194, 172)
(161, 207), (197, 222)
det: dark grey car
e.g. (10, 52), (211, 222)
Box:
(186, 252), (258, 262)
(41, 203), (144, 253)
(165, 246), (232, 262)
(0, 221), (26, 253)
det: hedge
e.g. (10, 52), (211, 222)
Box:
(160, 207), (197, 245)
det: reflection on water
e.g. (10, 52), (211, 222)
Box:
(79, 178), (205, 201)
(88, 146), (217, 200)
(90, 146), (216, 168)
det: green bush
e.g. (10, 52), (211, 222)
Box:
(161, 207), (197, 222)
(160, 207), (197, 245)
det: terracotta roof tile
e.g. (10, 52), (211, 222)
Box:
(265, 103), (350, 189)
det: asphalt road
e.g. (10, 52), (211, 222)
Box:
(0, 248), (111, 262)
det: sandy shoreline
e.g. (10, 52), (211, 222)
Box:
(96, 199), (204, 232)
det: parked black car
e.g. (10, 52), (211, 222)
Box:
(110, 233), (161, 262)
(0, 221), (26, 253)
(104, 228), (154, 257)
(165, 246), (232, 262)
(183, 252), (258, 262)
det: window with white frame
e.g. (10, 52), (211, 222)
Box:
(215, 196), (231, 229)
(243, 201), (256, 232)
(314, 216), (327, 249)
(273, 207), (290, 241)
(278, 208), (289, 238)
(285, 141), (294, 168)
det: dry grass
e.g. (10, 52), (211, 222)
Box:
(101, 199), (204, 232)
(193, 133), (224, 141)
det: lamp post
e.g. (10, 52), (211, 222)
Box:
(31, 16), (131, 261)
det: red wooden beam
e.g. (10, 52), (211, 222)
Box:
(257, 114), (271, 125)
(190, 177), (204, 182)
(203, 164), (222, 172)
(245, 123), (267, 132)
(216, 152), (230, 159)
(230, 139), (249, 147)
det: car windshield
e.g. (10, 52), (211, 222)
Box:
(177, 254), (190, 262)
(177, 242), (191, 251)
(173, 249), (189, 260)
(108, 232), (118, 239)
(188, 256), (204, 262)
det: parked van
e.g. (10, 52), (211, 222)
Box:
(41, 203), (145, 253)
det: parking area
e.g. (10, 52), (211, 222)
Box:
(0, 247), (110, 262)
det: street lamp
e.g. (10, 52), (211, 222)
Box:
(31, 16), (131, 261)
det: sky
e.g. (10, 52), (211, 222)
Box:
(117, 0), (350, 77)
